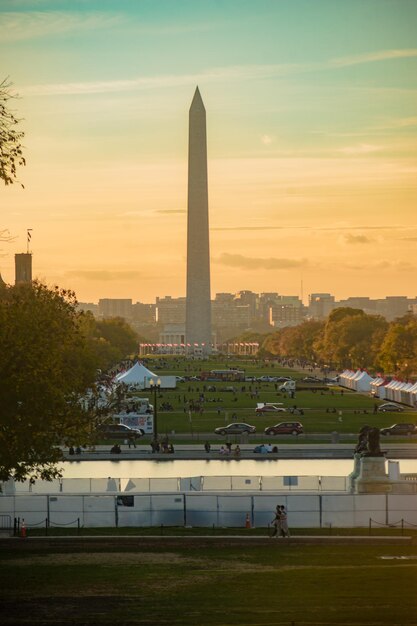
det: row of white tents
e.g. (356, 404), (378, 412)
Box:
(339, 370), (417, 407)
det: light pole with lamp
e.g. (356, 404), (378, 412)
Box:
(149, 377), (161, 441)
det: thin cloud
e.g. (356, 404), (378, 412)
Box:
(345, 261), (415, 271)
(156, 209), (186, 214)
(343, 234), (372, 245)
(1, 11), (123, 42)
(212, 225), (397, 232)
(216, 253), (304, 270)
(331, 49), (417, 68)
(20, 48), (417, 97)
(338, 144), (383, 155)
(66, 270), (142, 281)
(20, 65), (299, 96)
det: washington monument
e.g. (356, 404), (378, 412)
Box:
(185, 87), (212, 355)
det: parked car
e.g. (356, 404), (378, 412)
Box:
(214, 423), (256, 436)
(253, 444), (277, 453)
(257, 376), (278, 383)
(377, 403), (404, 413)
(380, 423), (416, 436)
(96, 424), (145, 440)
(264, 422), (304, 436)
(301, 377), (322, 383)
(255, 404), (286, 413)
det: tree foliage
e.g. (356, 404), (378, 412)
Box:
(0, 282), (98, 482)
(376, 317), (417, 378)
(0, 79), (25, 187)
(260, 307), (416, 375)
(316, 308), (388, 370)
(80, 314), (139, 371)
(261, 320), (324, 360)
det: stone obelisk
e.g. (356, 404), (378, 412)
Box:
(185, 87), (212, 355)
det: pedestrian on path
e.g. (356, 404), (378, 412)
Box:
(270, 505), (281, 538)
(279, 505), (290, 538)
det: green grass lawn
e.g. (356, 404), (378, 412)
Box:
(113, 357), (417, 441)
(1, 537), (416, 625)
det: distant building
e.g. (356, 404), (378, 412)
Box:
(156, 296), (186, 325)
(309, 293), (335, 319)
(77, 302), (99, 316)
(258, 292), (280, 323)
(98, 299), (133, 319)
(375, 296), (410, 321)
(15, 253), (32, 284)
(159, 323), (186, 350)
(132, 302), (155, 324)
(269, 295), (303, 328)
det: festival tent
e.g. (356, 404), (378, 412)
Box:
(396, 382), (413, 404)
(116, 362), (177, 389)
(385, 379), (403, 402)
(351, 370), (374, 392)
(408, 382), (417, 408)
(116, 362), (157, 387)
(339, 370), (355, 389)
(370, 377), (390, 399)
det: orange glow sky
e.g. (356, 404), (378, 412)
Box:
(2, 1), (417, 303)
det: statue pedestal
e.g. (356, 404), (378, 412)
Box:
(348, 453), (361, 493)
(353, 456), (391, 494)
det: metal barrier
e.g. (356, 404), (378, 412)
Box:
(0, 514), (12, 530)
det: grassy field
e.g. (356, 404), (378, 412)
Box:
(1, 537), (417, 625)
(109, 357), (417, 443)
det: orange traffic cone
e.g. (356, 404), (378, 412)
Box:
(245, 513), (251, 529)
(21, 519), (27, 539)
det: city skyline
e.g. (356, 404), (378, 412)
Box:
(2, 0), (417, 302)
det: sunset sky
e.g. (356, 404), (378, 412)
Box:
(2, 0), (417, 304)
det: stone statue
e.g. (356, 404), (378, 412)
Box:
(365, 427), (382, 456)
(355, 425), (383, 457)
(354, 425), (370, 454)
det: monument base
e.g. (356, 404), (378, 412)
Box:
(353, 456), (391, 494)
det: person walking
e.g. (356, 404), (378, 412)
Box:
(279, 505), (290, 538)
(270, 505), (281, 538)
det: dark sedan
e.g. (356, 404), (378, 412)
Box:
(380, 423), (416, 436)
(96, 424), (145, 440)
(264, 421), (304, 436)
(214, 423), (256, 436)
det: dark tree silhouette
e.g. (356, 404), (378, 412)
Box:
(0, 78), (25, 187)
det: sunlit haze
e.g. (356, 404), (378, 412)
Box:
(2, 0), (417, 303)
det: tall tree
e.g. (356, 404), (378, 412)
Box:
(0, 79), (25, 187)
(317, 308), (387, 370)
(0, 282), (99, 482)
(376, 317), (417, 377)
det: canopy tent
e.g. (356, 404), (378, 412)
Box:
(351, 370), (374, 392)
(115, 362), (177, 389)
(116, 362), (157, 386)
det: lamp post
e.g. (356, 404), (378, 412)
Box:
(149, 377), (161, 440)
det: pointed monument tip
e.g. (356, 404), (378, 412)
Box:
(190, 85), (205, 110)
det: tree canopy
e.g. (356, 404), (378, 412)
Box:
(260, 307), (415, 376)
(0, 79), (25, 187)
(0, 282), (99, 482)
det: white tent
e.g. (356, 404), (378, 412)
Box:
(116, 362), (177, 389)
(352, 370), (374, 392)
(116, 362), (157, 386)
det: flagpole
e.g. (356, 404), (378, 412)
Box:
(27, 229), (33, 254)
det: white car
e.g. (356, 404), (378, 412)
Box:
(255, 404), (286, 413)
